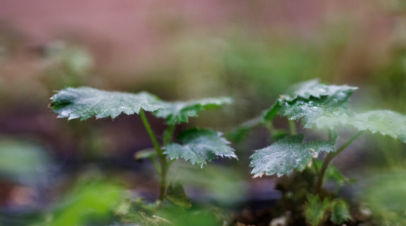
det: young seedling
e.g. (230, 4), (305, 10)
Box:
(240, 79), (406, 225)
(49, 87), (237, 206)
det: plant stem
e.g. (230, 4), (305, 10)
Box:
(314, 131), (364, 194)
(139, 110), (167, 203)
(288, 119), (296, 135)
(163, 124), (175, 146)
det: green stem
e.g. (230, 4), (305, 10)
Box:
(139, 110), (167, 203)
(288, 119), (296, 135)
(314, 131), (364, 194)
(163, 124), (175, 146)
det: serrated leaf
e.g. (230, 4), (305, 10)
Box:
(305, 194), (330, 226)
(283, 79), (358, 101)
(330, 199), (352, 224)
(154, 97), (232, 125)
(279, 84), (356, 129)
(50, 87), (165, 120)
(163, 128), (237, 167)
(351, 110), (406, 142)
(250, 134), (334, 177)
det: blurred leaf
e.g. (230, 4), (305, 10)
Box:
(366, 171), (406, 224)
(330, 199), (352, 224)
(154, 97), (232, 125)
(158, 206), (221, 226)
(134, 149), (157, 160)
(250, 134), (334, 177)
(227, 116), (264, 142)
(164, 129), (237, 167)
(165, 182), (192, 209)
(167, 162), (245, 206)
(0, 140), (49, 180)
(49, 179), (123, 226)
(351, 110), (406, 142)
(305, 194), (330, 226)
(50, 87), (165, 120)
(314, 160), (348, 186)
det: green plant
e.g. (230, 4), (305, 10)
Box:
(237, 79), (406, 225)
(49, 87), (237, 208)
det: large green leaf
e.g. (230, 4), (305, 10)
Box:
(250, 134), (334, 177)
(164, 128), (237, 167)
(154, 97), (232, 125)
(50, 87), (165, 120)
(351, 110), (406, 142)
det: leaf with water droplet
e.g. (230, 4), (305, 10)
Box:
(164, 128), (237, 167)
(50, 87), (166, 120)
(250, 134), (335, 177)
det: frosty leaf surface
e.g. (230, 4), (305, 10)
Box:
(50, 87), (165, 120)
(250, 134), (334, 177)
(283, 79), (358, 101)
(164, 128), (237, 167)
(351, 110), (406, 142)
(278, 81), (357, 129)
(154, 97), (232, 125)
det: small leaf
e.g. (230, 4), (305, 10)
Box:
(50, 87), (165, 120)
(165, 182), (192, 209)
(330, 199), (352, 224)
(134, 149), (157, 160)
(227, 116), (264, 141)
(154, 97), (232, 125)
(250, 134), (334, 177)
(305, 194), (330, 226)
(164, 128), (237, 167)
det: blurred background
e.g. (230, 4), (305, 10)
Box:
(0, 0), (406, 225)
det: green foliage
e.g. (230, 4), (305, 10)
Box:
(250, 134), (334, 177)
(282, 79), (358, 102)
(164, 129), (237, 167)
(154, 97), (232, 125)
(165, 182), (192, 208)
(330, 199), (352, 224)
(48, 179), (123, 226)
(305, 194), (331, 226)
(50, 87), (165, 120)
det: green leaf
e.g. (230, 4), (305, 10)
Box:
(164, 128), (237, 167)
(227, 116), (264, 142)
(50, 87), (165, 120)
(165, 182), (192, 208)
(282, 79), (358, 101)
(134, 149), (157, 160)
(351, 110), (406, 142)
(330, 199), (352, 224)
(279, 88), (356, 130)
(154, 97), (232, 125)
(250, 134), (334, 177)
(305, 194), (331, 226)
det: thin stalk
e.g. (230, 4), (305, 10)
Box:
(163, 124), (175, 146)
(314, 131), (364, 194)
(139, 110), (167, 203)
(288, 120), (296, 135)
